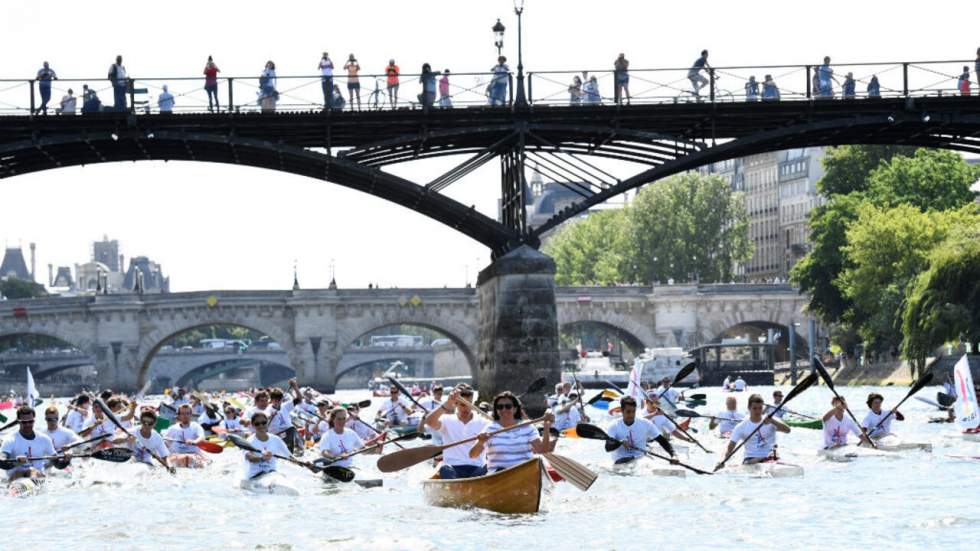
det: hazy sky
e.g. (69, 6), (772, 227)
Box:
(2, 0), (978, 291)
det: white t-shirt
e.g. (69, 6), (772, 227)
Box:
(823, 414), (862, 448)
(764, 404), (787, 419)
(41, 426), (81, 451)
(267, 401), (296, 434)
(733, 378), (747, 391)
(89, 418), (118, 439)
(319, 58), (334, 77)
(420, 397), (443, 412)
(318, 429), (364, 468)
(729, 418), (777, 460)
(380, 397), (413, 425)
(649, 413), (677, 436)
(163, 422), (205, 454)
(436, 415), (490, 467)
(197, 411), (221, 426)
(653, 387), (680, 407)
(2, 431), (57, 475)
(606, 418), (662, 462)
(715, 410), (744, 435)
(862, 410), (895, 439)
(129, 430), (169, 466)
(242, 405), (273, 432)
(220, 418), (243, 433)
(65, 409), (91, 433)
(485, 421), (538, 471)
(554, 404), (581, 431)
(242, 434), (290, 479)
(348, 418), (377, 441)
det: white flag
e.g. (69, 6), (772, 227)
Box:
(625, 359), (645, 403)
(953, 354), (979, 430)
(26, 367), (38, 408)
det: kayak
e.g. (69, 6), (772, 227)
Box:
(240, 471), (300, 496)
(422, 457), (548, 514)
(725, 461), (804, 478)
(962, 428), (980, 442)
(817, 445), (894, 463)
(785, 415), (822, 430)
(874, 434), (932, 453)
(7, 477), (45, 498)
(610, 457), (686, 478)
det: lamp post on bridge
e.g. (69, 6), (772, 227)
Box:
(492, 19), (505, 57)
(495, 2), (528, 107)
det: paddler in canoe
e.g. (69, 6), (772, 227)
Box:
(1, 405), (58, 482)
(606, 396), (678, 465)
(469, 391), (555, 473)
(716, 393), (790, 468)
(162, 404), (209, 468)
(861, 392), (904, 440)
(425, 384), (490, 479)
(709, 396), (744, 438)
(822, 396), (872, 450)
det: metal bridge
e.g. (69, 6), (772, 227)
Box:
(2, 59), (978, 257)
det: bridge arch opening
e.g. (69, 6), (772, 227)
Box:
(712, 321), (808, 363)
(0, 332), (95, 390)
(559, 321), (646, 369)
(140, 323), (292, 392)
(338, 323), (476, 391)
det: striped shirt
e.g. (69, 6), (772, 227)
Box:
(485, 422), (538, 471)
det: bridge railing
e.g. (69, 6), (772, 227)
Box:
(0, 59), (974, 115)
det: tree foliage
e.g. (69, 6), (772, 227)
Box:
(868, 149), (979, 211)
(817, 145), (913, 196)
(0, 278), (48, 300)
(544, 173), (752, 285)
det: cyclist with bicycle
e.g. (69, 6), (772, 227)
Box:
(688, 50), (713, 97)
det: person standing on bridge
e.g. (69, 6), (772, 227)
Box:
(57, 88), (77, 114)
(108, 55), (128, 111)
(318, 52), (334, 109)
(842, 72), (856, 99)
(488, 56), (510, 106)
(34, 61), (57, 115)
(762, 74), (780, 101)
(583, 72), (601, 104)
(958, 66), (971, 96)
(81, 84), (101, 113)
(157, 85), (175, 113)
(867, 75), (881, 98)
(203, 56), (220, 112)
(386, 59), (400, 108)
(688, 50), (712, 98)
(439, 69), (452, 108)
(817, 56), (839, 98)
(344, 54), (362, 110)
(419, 63), (437, 108)
(568, 75), (583, 105)
(744, 76), (759, 102)
(614, 53), (630, 105)
(259, 61), (278, 112)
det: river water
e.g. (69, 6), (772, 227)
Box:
(4, 385), (978, 551)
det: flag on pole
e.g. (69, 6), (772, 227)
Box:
(953, 354), (979, 430)
(26, 366), (39, 408)
(625, 359), (645, 404)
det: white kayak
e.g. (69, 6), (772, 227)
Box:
(7, 477), (45, 498)
(725, 461), (804, 478)
(611, 458), (687, 478)
(874, 435), (932, 453)
(961, 429), (980, 442)
(817, 445), (896, 463)
(240, 471), (300, 496)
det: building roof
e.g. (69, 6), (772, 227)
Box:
(52, 266), (74, 288)
(0, 247), (31, 280)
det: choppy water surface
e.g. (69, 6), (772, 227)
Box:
(5, 386), (979, 551)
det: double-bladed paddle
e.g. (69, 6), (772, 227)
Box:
(90, 394), (175, 474)
(163, 437), (224, 454)
(675, 410), (729, 422)
(518, 377), (548, 399)
(864, 370), (933, 440)
(575, 422), (712, 475)
(812, 356), (876, 449)
(714, 373), (818, 472)
(227, 433), (354, 481)
(0, 447), (134, 470)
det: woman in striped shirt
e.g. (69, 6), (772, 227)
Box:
(469, 392), (555, 472)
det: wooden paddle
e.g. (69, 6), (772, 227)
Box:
(541, 452), (597, 491)
(575, 423), (712, 475)
(0, 447), (134, 470)
(377, 415), (546, 473)
(90, 394), (174, 474)
(163, 437), (224, 454)
(864, 370), (933, 440)
(714, 373), (818, 472)
(227, 433), (354, 481)
(812, 356), (877, 449)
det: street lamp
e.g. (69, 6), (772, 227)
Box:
(492, 19), (505, 57)
(513, 0), (527, 107)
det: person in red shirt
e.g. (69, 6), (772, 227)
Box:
(203, 56), (220, 112)
(386, 59), (400, 108)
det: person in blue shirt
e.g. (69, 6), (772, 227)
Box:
(744, 76), (759, 102)
(418, 63), (437, 108)
(867, 75), (881, 98)
(157, 85), (175, 113)
(35, 61), (58, 115)
(688, 50), (712, 97)
(81, 84), (101, 114)
(817, 56), (839, 98)
(841, 72), (856, 99)
(762, 74), (780, 101)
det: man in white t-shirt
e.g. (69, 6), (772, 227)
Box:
(732, 377), (747, 392)
(40, 406), (81, 451)
(64, 394), (92, 434)
(2, 406), (57, 481)
(822, 396), (871, 449)
(242, 411), (291, 479)
(126, 409), (170, 467)
(718, 393), (790, 467)
(651, 377), (681, 411)
(242, 390), (273, 431)
(764, 390), (787, 419)
(425, 384), (490, 479)
(643, 397), (694, 443)
(862, 392), (904, 440)
(267, 380), (302, 453)
(709, 396), (744, 437)
(163, 404), (207, 468)
(606, 396), (677, 464)
(553, 392), (583, 431)
(379, 386), (415, 427)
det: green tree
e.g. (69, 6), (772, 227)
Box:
(544, 209), (628, 286)
(902, 218), (980, 369)
(0, 278), (48, 299)
(867, 149), (979, 212)
(817, 145), (912, 196)
(621, 172), (752, 284)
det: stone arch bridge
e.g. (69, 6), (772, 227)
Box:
(0, 283), (808, 392)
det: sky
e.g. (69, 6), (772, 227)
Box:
(2, 0), (978, 292)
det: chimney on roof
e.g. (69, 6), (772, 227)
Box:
(119, 254), (125, 274)
(29, 242), (36, 282)
(48, 263), (54, 287)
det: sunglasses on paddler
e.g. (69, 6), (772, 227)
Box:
(495, 403), (515, 410)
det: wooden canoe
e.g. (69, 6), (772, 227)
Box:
(422, 457), (547, 514)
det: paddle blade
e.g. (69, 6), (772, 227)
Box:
(543, 453), (597, 492)
(783, 373), (818, 404)
(525, 377), (547, 395)
(322, 465), (356, 482)
(357, 399), (372, 408)
(604, 439), (622, 452)
(376, 445), (441, 473)
(197, 440), (224, 454)
(574, 423), (610, 441)
(813, 356), (835, 389)
(561, 427), (580, 438)
(52, 456), (72, 470)
(673, 360), (698, 385)
(937, 392), (956, 408)
(0, 458), (17, 470)
(590, 400), (611, 411)
(674, 409), (701, 418)
(92, 447), (134, 463)
(227, 434), (257, 453)
(908, 371), (934, 397)
(687, 393), (707, 401)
